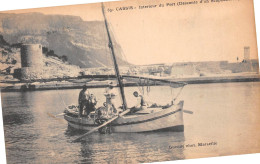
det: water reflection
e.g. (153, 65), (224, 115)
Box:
(3, 92), (34, 125)
(64, 125), (86, 137)
(63, 119), (186, 162)
(76, 132), (185, 163)
(2, 92), (40, 163)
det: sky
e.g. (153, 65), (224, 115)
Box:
(1, 0), (258, 65)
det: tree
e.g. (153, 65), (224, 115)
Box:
(61, 55), (68, 62)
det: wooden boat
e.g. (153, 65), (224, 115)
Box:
(64, 101), (184, 132)
(64, 3), (187, 134)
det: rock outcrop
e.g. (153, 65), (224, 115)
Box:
(0, 12), (128, 68)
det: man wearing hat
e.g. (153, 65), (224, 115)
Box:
(78, 84), (91, 117)
(104, 81), (117, 115)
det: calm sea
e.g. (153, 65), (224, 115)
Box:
(1, 82), (260, 163)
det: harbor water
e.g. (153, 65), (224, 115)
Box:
(1, 82), (260, 163)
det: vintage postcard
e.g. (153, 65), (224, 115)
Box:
(0, 0), (260, 163)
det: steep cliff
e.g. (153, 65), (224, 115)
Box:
(0, 35), (81, 81)
(0, 12), (128, 68)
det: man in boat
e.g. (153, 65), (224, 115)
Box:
(130, 91), (146, 113)
(104, 81), (117, 116)
(78, 84), (91, 117)
(86, 94), (97, 117)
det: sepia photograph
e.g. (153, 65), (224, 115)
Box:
(0, 0), (260, 163)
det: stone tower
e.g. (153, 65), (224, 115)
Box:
(20, 44), (43, 80)
(244, 46), (250, 62)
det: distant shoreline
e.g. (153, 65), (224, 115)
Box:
(1, 74), (260, 92)
(172, 74), (260, 84)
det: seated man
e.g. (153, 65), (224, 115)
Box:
(130, 91), (146, 113)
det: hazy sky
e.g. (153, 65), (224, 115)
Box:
(1, 0), (258, 65)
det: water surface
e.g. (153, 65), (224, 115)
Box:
(1, 82), (260, 163)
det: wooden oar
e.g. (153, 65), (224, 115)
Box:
(47, 112), (67, 123)
(183, 110), (193, 114)
(73, 108), (131, 142)
(55, 108), (75, 117)
(55, 113), (66, 117)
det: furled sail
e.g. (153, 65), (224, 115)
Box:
(20, 74), (186, 89)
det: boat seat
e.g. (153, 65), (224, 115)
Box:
(136, 107), (162, 114)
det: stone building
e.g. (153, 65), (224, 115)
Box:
(20, 44), (44, 80)
(244, 46), (250, 62)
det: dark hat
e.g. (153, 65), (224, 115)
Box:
(133, 91), (139, 95)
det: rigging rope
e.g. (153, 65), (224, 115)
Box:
(146, 78), (150, 94)
(173, 85), (185, 102)
(55, 84), (67, 108)
(136, 78), (144, 95)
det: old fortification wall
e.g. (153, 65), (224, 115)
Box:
(20, 44), (43, 80)
(21, 44), (43, 67)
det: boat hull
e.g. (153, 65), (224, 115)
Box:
(64, 101), (184, 133)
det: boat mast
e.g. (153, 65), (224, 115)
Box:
(101, 3), (128, 110)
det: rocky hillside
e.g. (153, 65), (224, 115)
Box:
(0, 35), (82, 81)
(0, 12), (128, 68)
(0, 35), (21, 78)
